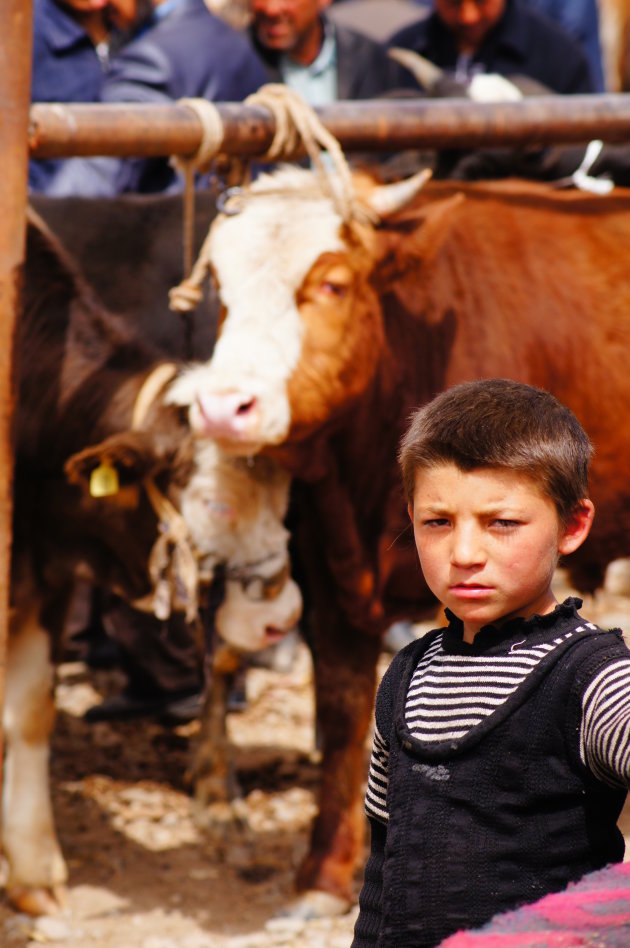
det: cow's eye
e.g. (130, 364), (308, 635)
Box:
(320, 280), (347, 297)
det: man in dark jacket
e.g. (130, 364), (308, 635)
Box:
(250, 0), (406, 103)
(390, 0), (595, 94)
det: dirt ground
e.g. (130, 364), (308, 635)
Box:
(2, 569), (630, 948)
(0, 637), (364, 948)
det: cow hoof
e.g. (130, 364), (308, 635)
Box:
(278, 890), (351, 920)
(193, 772), (242, 809)
(6, 883), (68, 916)
(192, 796), (249, 835)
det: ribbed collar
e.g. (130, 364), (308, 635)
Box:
(442, 597), (585, 656)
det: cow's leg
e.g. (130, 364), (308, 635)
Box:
(191, 645), (257, 864)
(3, 610), (67, 915)
(295, 620), (381, 916)
(192, 643), (243, 808)
(277, 477), (384, 917)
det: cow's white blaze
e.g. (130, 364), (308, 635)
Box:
(179, 440), (302, 651)
(168, 167), (345, 448)
(180, 441), (292, 571)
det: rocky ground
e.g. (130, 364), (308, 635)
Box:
(2, 567), (630, 948)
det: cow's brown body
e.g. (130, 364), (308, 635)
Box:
(3, 212), (199, 914)
(5, 210), (301, 916)
(29, 191), (219, 359)
(171, 170), (630, 910)
(16, 210), (194, 631)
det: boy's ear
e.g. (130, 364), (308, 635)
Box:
(558, 499), (595, 556)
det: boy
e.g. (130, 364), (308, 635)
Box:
(352, 378), (630, 947)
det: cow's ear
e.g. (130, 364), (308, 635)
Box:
(414, 191), (465, 245)
(374, 193), (465, 320)
(391, 191), (465, 257)
(64, 431), (174, 502)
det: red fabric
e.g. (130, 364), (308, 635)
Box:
(441, 863), (630, 946)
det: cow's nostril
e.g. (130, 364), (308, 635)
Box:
(195, 391), (257, 429)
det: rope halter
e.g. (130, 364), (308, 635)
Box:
(168, 83), (377, 315)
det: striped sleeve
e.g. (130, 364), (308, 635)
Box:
(580, 658), (630, 788)
(365, 723), (389, 824)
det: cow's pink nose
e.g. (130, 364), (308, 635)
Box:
(196, 391), (257, 437)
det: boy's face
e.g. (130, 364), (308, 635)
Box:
(409, 463), (594, 643)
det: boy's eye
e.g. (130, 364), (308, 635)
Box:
(423, 518), (450, 528)
(492, 519), (520, 528)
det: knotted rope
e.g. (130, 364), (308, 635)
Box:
(143, 478), (199, 623)
(168, 214), (218, 314)
(168, 83), (374, 315)
(132, 364), (200, 623)
(245, 83), (360, 221)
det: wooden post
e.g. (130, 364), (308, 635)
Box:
(0, 0), (33, 809)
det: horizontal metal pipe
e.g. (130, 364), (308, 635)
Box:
(29, 94), (630, 159)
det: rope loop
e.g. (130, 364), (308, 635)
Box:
(174, 97), (225, 172)
(168, 276), (205, 314)
(245, 83), (367, 224)
(170, 98), (225, 304)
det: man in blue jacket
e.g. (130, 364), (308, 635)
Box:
(44, 0), (267, 195)
(30, 0), (146, 192)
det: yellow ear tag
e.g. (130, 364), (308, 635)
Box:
(89, 462), (120, 498)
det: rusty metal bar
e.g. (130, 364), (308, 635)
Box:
(0, 0), (33, 823)
(29, 94), (630, 159)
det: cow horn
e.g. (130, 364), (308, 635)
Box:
(388, 47), (445, 89)
(366, 168), (433, 219)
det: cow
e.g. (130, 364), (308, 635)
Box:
(29, 190), (219, 360)
(4, 208), (301, 916)
(167, 165), (630, 916)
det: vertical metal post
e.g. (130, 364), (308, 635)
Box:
(0, 0), (33, 812)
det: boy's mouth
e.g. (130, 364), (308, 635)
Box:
(450, 583), (493, 598)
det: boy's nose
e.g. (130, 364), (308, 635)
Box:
(450, 525), (484, 567)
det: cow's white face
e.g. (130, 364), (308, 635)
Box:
(179, 441), (302, 652)
(169, 168), (346, 452)
(167, 166), (431, 454)
(180, 442), (291, 563)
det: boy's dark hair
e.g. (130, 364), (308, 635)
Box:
(399, 379), (593, 522)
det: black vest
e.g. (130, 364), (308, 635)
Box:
(380, 627), (628, 947)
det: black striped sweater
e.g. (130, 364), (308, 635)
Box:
(365, 598), (630, 825)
